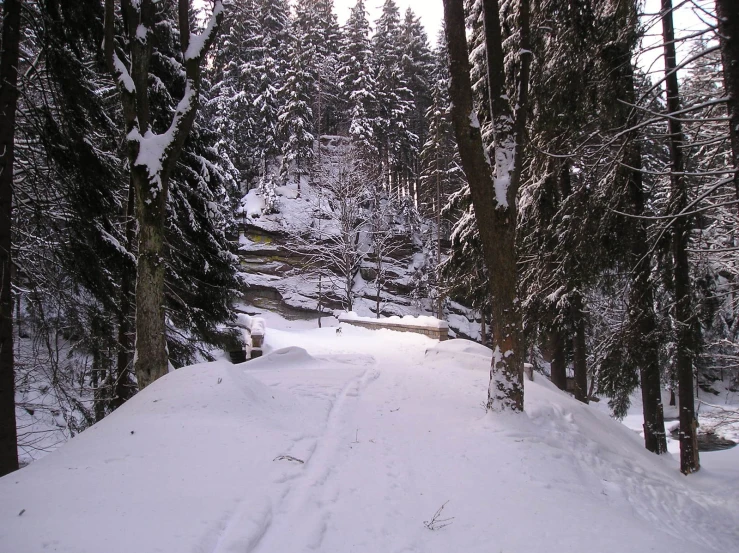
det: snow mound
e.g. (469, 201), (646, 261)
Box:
(2, 326), (738, 553)
(247, 346), (318, 370)
(426, 338), (492, 357)
(424, 338), (492, 370)
(0, 360), (336, 553)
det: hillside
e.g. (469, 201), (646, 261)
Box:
(235, 136), (483, 341)
(2, 322), (738, 553)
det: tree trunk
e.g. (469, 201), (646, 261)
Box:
(630, 161), (668, 453)
(436, 147), (443, 320)
(715, 0), (739, 201)
(112, 180), (136, 409)
(443, 0), (530, 412)
(133, 165), (169, 388)
(571, 292), (588, 404)
(0, 0), (22, 477)
(612, 43), (669, 454)
(661, 0), (699, 474)
(104, 0), (223, 390)
(549, 328), (567, 391)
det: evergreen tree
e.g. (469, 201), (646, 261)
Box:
(208, 0), (262, 182)
(400, 8), (434, 201)
(278, 28), (315, 188)
(256, 0), (291, 166)
(339, 0), (377, 158)
(372, 0), (413, 194)
(294, 0), (342, 136)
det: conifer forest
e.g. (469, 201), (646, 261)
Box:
(1, 0), (739, 495)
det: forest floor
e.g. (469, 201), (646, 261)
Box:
(2, 317), (739, 553)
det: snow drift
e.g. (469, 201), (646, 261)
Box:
(1, 325), (738, 553)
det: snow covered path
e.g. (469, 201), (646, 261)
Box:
(2, 324), (739, 553)
(240, 327), (739, 553)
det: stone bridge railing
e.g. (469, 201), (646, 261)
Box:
(338, 313), (448, 341)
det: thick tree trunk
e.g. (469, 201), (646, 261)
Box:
(627, 144), (668, 453)
(571, 292), (589, 403)
(443, 0), (530, 412)
(549, 328), (567, 391)
(661, 0), (700, 474)
(0, 0), (22, 477)
(715, 0), (739, 200)
(133, 165), (169, 388)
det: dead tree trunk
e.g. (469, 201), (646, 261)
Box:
(443, 0), (531, 411)
(0, 0), (22, 477)
(104, 0), (224, 389)
(661, 0), (700, 474)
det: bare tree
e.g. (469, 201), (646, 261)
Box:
(103, 0), (224, 388)
(291, 149), (369, 311)
(367, 189), (406, 317)
(442, 0), (531, 411)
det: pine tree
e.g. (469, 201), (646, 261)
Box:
(208, 0), (262, 182)
(372, 0), (412, 194)
(278, 28), (315, 188)
(294, 0), (342, 137)
(400, 8), (434, 202)
(339, 0), (377, 158)
(103, 0), (225, 388)
(256, 0), (291, 167)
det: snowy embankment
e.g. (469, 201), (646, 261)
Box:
(2, 325), (739, 553)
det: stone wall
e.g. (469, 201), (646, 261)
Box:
(339, 317), (449, 341)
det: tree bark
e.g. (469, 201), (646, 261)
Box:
(111, 180), (136, 409)
(715, 0), (739, 201)
(629, 149), (668, 454)
(612, 37), (669, 454)
(0, 0), (22, 477)
(571, 292), (588, 403)
(661, 0), (699, 474)
(443, 0), (530, 411)
(549, 328), (567, 391)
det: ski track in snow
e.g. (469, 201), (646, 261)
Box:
(210, 356), (380, 553)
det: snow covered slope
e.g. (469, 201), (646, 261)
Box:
(1, 326), (738, 553)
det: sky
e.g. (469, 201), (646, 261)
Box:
(638, 0), (717, 79)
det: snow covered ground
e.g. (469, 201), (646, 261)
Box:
(2, 321), (739, 553)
